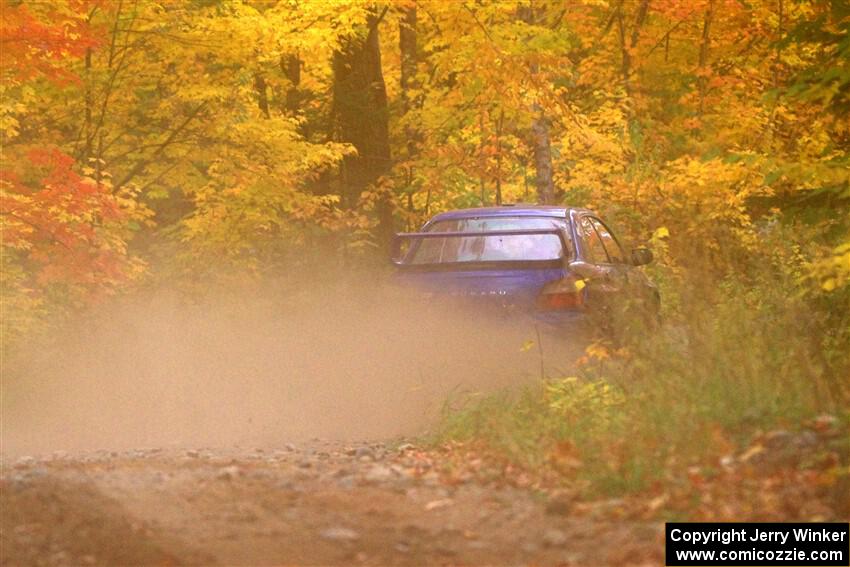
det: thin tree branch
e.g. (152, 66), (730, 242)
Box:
(114, 101), (207, 191)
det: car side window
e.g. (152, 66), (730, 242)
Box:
(591, 218), (625, 264)
(579, 217), (609, 263)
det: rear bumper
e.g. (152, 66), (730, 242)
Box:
(389, 287), (592, 374)
(528, 310), (592, 345)
(531, 309), (588, 328)
(391, 284), (589, 330)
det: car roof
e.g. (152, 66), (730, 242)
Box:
(428, 205), (590, 222)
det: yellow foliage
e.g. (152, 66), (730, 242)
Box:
(807, 242), (850, 293)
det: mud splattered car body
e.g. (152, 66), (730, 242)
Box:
(391, 205), (659, 332)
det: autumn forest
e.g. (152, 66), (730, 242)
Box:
(1, 0), (850, 560)
(2, 0), (848, 323)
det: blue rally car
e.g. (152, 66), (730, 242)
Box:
(390, 205), (659, 335)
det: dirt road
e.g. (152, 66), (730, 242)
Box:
(1, 442), (661, 566)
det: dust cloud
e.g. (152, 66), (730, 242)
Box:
(2, 273), (581, 457)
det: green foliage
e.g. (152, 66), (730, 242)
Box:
(435, 251), (849, 498)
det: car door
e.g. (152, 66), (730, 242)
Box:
(575, 215), (628, 317)
(590, 216), (659, 320)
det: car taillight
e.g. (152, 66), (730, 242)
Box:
(536, 278), (585, 311)
(536, 291), (583, 310)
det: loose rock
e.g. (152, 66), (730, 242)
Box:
(216, 465), (241, 480)
(424, 498), (453, 511)
(319, 527), (360, 542)
(354, 447), (375, 460)
(542, 528), (568, 547)
(545, 495), (573, 516)
(14, 456), (35, 468)
(364, 465), (394, 483)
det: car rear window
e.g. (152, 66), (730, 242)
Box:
(408, 217), (571, 265)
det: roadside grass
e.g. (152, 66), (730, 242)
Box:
(432, 273), (850, 507)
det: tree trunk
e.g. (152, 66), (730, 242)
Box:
(698, 0), (716, 117)
(530, 111), (555, 204)
(518, 4), (556, 205)
(282, 54), (301, 115)
(332, 8), (392, 243)
(495, 108), (504, 206)
(84, 47), (93, 160)
(400, 5), (417, 154)
(478, 112), (488, 205)
(774, 0), (783, 88)
(618, 0), (650, 95)
(254, 73), (270, 118)
(399, 5), (418, 214)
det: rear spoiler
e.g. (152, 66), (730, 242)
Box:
(390, 228), (569, 266)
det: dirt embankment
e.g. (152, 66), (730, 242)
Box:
(1, 443), (661, 566)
